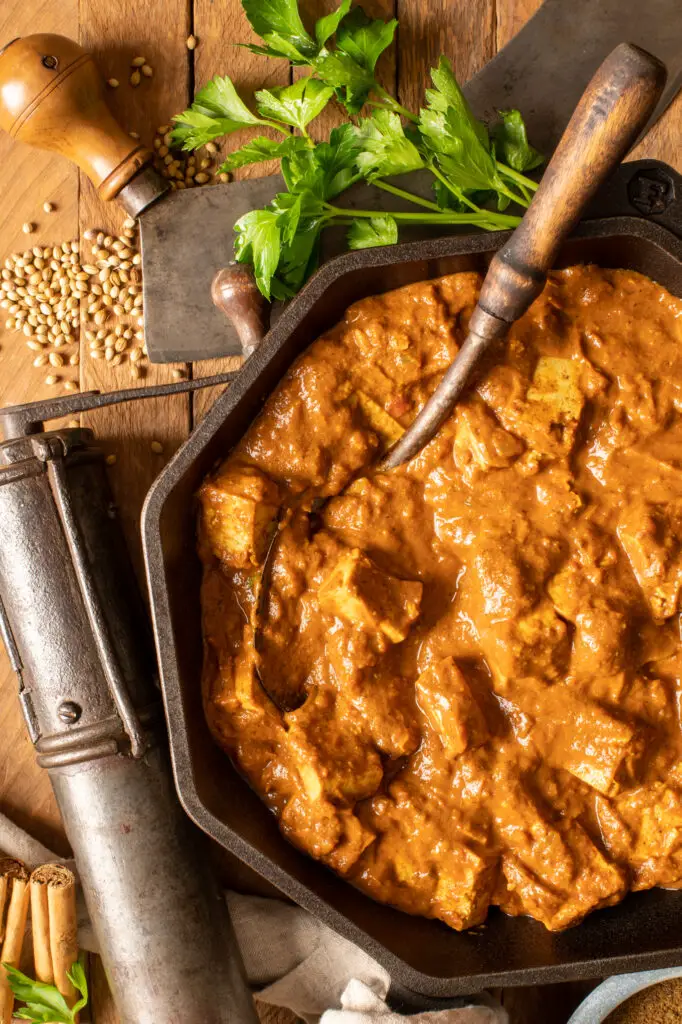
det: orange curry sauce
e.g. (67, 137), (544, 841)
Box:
(198, 266), (682, 932)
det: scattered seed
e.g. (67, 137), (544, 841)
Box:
(142, 64), (153, 77)
(129, 131), (140, 139)
(151, 440), (163, 454)
(33, 354), (48, 367)
(107, 78), (120, 88)
(63, 380), (79, 392)
(22, 223), (34, 234)
(205, 142), (218, 155)
(106, 454), (117, 466)
(130, 70), (141, 87)
(44, 375), (59, 386)
(43, 202), (55, 214)
(186, 34), (197, 49)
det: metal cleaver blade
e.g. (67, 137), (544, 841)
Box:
(140, 0), (682, 363)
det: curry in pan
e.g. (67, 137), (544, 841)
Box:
(198, 265), (682, 932)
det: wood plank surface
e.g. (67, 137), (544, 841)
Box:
(0, 0), (681, 1021)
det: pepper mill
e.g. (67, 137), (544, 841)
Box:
(0, 380), (257, 1024)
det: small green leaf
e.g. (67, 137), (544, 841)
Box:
(347, 214), (398, 250)
(355, 110), (424, 178)
(256, 78), (334, 131)
(220, 135), (309, 172)
(241, 0), (318, 58)
(425, 56), (488, 149)
(68, 957), (89, 1015)
(2, 965), (74, 1023)
(336, 7), (397, 73)
(190, 75), (263, 124)
(312, 50), (375, 114)
(234, 209), (282, 300)
(314, 123), (362, 198)
(240, 35), (311, 64)
(493, 109), (544, 172)
(315, 0), (351, 47)
(171, 75), (268, 150)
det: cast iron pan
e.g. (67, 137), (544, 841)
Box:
(143, 159), (682, 1002)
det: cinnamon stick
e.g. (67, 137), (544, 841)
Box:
(30, 864), (78, 1004)
(0, 857), (29, 1024)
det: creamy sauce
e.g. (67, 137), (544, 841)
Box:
(199, 266), (682, 932)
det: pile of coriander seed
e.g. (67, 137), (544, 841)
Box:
(1, 217), (149, 391)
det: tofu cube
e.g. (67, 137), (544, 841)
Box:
(415, 656), (487, 758)
(618, 499), (682, 621)
(318, 548), (422, 647)
(523, 681), (640, 795)
(200, 462), (279, 570)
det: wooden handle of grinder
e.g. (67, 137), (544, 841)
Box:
(0, 34), (153, 200)
(476, 42), (666, 324)
(212, 264), (269, 358)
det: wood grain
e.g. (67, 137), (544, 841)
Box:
(78, 0), (191, 572)
(397, 0), (495, 111)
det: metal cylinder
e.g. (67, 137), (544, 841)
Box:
(0, 427), (257, 1023)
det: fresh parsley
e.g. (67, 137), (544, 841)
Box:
(4, 959), (88, 1024)
(255, 78), (335, 134)
(493, 108), (544, 172)
(173, 0), (544, 300)
(347, 214), (398, 249)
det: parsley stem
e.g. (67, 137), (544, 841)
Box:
(372, 85), (419, 123)
(496, 162), (538, 193)
(429, 165), (483, 214)
(497, 180), (531, 209)
(373, 179), (444, 212)
(326, 204), (521, 228)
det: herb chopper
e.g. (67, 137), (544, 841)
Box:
(0, 374), (259, 1024)
(0, 0), (681, 363)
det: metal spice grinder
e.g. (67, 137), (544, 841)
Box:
(0, 379), (258, 1024)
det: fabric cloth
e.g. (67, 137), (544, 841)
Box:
(0, 811), (506, 1024)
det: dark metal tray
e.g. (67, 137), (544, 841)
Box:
(143, 159), (682, 999)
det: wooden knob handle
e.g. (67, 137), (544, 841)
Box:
(478, 43), (667, 323)
(0, 34), (152, 201)
(211, 265), (268, 358)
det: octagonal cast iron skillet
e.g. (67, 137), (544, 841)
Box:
(142, 158), (682, 1006)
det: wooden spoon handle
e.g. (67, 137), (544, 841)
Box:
(211, 264), (269, 358)
(382, 43), (666, 471)
(477, 42), (666, 323)
(0, 34), (152, 201)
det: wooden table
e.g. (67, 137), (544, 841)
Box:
(0, 0), (680, 1020)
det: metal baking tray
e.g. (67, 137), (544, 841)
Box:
(143, 159), (682, 1000)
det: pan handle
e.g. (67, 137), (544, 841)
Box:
(0, 34), (160, 204)
(211, 264), (269, 359)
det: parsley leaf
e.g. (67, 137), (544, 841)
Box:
(234, 209), (282, 299)
(355, 110), (424, 178)
(336, 7), (397, 73)
(419, 58), (500, 194)
(241, 35), (312, 64)
(347, 214), (398, 250)
(281, 124), (360, 199)
(172, 75), (269, 150)
(5, 959), (88, 1024)
(313, 50), (375, 113)
(315, 0), (352, 47)
(220, 135), (309, 172)
(314, 123), (362, 198)
(255, 78), (334, 131)
(241, 0), (318, 59)
(493, 109), (544, 172)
